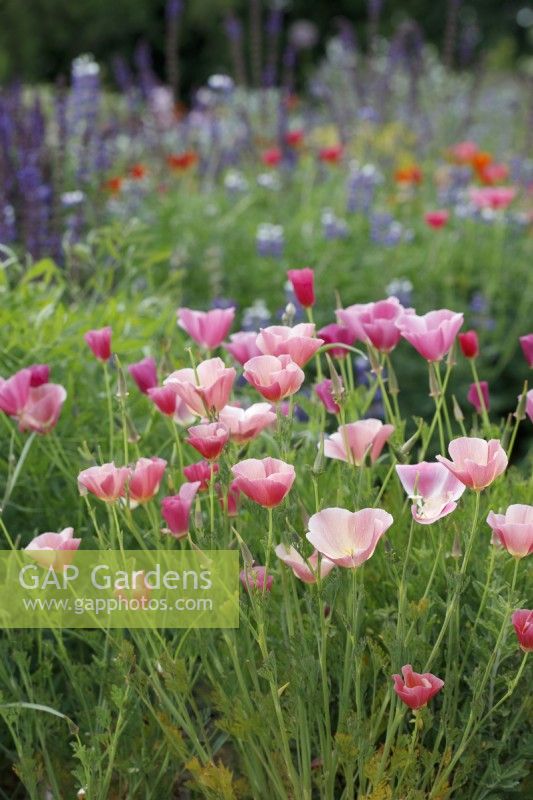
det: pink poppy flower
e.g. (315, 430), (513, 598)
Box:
(25, 527), (81, 571)
(317, 323), (355, 358)
(262, 147), (282, 167)
(512, 610), (533, 652)
(256, 324), (324, 366)
(0, 369), (33, 416)
(177, 307), (235, 350)
(165, 357), (236, 416)
(436, 437), (508, 491)
(487, 504), (533, 559)
(424, 210), (450, 229)
(27, 364), (50, 387)
(218, 403), (276, 443)
(84, 327), (112, 361)
(358, 298), (413, 353)
(18, 384), (67, 434)
(449, 140), (478, 163)
(392, 665), (444, 710)
(183, 460), (218, 491)
(396, 461), (466, 525)
(467, 381), (490, 414)
(224, 331), (262, 365)
(231, 457), (295, 508)
(243, 354), (304, 402)
(520, 334), (533, 367)
(275, 544), (335, 583)
(287, 268), (315, 308)
(77, 463), (131, 502)
(161, 482), (201, 539)
(324, 419), (394, 466)
(240, 565), (273, 593)
(469, 187), (516, 211)
(458, 330), (479, 359)
(306, 507), (393, 568)
(186, 422), (229, 460)
(218, 480), (241, 516)
(336, 303), (373, 342)
(315, 378), (341, 414)
(128, 457), (167, 506)
(128, 357), (158, 394)
(397, 309), (464, 362)
(147, 386), (195, 425)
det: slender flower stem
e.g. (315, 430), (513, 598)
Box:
(0, 432), (36, 514)
(263, 507), (274, 596)
(470, 359), (491, 431)
(424, 490), (481, 672)
(103, 361), (114, 460)
(420, 359), (453, 459)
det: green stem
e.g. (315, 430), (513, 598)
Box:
(103, 361), (114, 460)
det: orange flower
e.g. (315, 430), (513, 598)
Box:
(129, 163), (148, 180)
(394, 165), (423, 185)
(103, 177), (123, 194)
(167, 151), (198, 171)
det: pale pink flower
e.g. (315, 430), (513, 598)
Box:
(219, 403), (276, 443)
(487, 504), (533, 559)
(467, 381), (490, 414)
(231, 457), (295, 508)
(164, 357), (236, 416)
(469, 187), (516, 211)
(240, 565), (273, 593)
(526, 389), (533, 424)
(224, 331), (262, 365)
(25, 527), (81, 571)
(18, 384), (67, 434)
(357, 298), (413, 353)
(275, 544), (335, 583)
(78, 463), (131, 502)
(397, 309), (463, 361)
(392, 665), (444, 710)
(0, 369), (33, 416)
(128, 457), (167, 506)
(306, 507), (393, 568)
(436, 437), (508, 490)
(336, 303), (373, 341)
(243, 354), (304, 401)
(256, 323), (324, 366)
(396, 462), (466, 524)
(317, 323), (355, 358)
(315, 378), (341, 414)
(186, 422), (229, 460)
(512, 610), (533, 652)
(177, 307), (235, 349)
(324, 420), (394, 466)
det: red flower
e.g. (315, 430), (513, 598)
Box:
(167, 151), (198, 171)
(458, 330), (479, 359)
(129, 163), (148, 180)
(318, 145), (343, 164)
(261, 148), (282, 167)
(103, 177), (123, 194)
(394, 165), (423, 185)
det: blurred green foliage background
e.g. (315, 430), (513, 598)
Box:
(0, 0), (530, 91)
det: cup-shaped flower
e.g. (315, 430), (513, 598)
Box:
(243, 354), (304, 401)
(219, 480), (241, 516)
(275, 544), (335, 584)
(469, 187), (516, 210)
(287, 268), (315, 308)
(424, 210), (449, 229)
(392, 665), (444, 710)
(0, 369), (32, 416)
(512, 610), (533, 652)
(18, 383), (67, 434)
(183, 460), (218, 491)
(336, 303), (372, 342)
(128, 357), (158, 394)
(219, 403), (276, 443)
(161, 481), (201, 539)
(467, 381), (490, 414)
(487, 504), (533, 559)
(128, 457), (167, 506)
(397, 309), (463, 361)
(84, 327), (112, 361)
(231, 457), (295, 508)
(520, 334), (533, 368)
(148, 385), (177, 416)
(240, 565), (273, 593)
(177, 307), (235, 350)
(78, 463), (131, 502)
(358, 298), (412, 353)
(186, 422), (229, 460)
(224, 331), (262, 365)
(324, 420), (394, 466)
(256, 324), (324, 366)
(25, 527), (81, 571)
(396, 462), (466, 524)
(315, 378), (341, 414)
(317, 323), (355, 358)
(436, 437), (508, 491)
(28, 364), (50, 387)
(458, 331), (479, 359)
(306, 507), (393, 568)
(165, 358), (236, 417)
